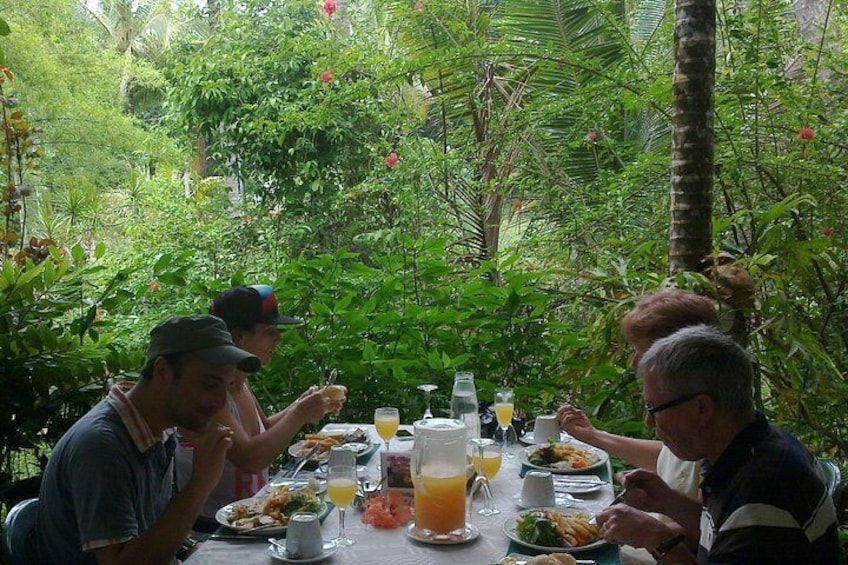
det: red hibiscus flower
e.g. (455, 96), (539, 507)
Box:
(799, 126), (815, 141)
(822, 227), (834, 238)
(150, 279), (160, 292)
(587, 132), (598, 142)
(322, 0), (337, 17)
(385, 152), (399, 167)
(320, 70), (333, 83)
(414, 1), (425, 11)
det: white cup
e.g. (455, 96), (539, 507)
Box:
(327, 446), (357, 468)
(285, 512), (323, 559)
(522, 471), (555, 507)
(534, 415), (561, 444)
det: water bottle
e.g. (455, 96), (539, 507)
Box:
(450, 372), (481, 439)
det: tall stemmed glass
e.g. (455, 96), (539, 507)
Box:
(494, 388), (515, 459)
(417, 384), (438, 419)
(469, 438), (501, 516)
(374, 407), (400, 452)
(327, 465), (357, 547)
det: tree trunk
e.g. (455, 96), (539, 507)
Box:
(669, 0), (716, 274)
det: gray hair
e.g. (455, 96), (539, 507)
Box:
(637, 325), (754, 413)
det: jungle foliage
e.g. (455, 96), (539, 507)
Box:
(0, 0), (846, 507)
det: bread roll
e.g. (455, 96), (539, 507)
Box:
(324, 384), (347, 400)
(525, 554), (576, 565)
(550, 554), (577, 565)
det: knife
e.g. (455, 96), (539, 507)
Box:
(325, 368), (338, 387)
(289, 442), (322, 478)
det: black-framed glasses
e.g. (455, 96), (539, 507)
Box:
(645, 392), (704, 418)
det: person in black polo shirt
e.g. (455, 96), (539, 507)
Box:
(595, 325), (839, 564)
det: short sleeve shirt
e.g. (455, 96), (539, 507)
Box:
(697, 413), (839, 564)
(36, 386), (176, 564)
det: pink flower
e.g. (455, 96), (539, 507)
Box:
(414, 1), (425, 11)
(322, 0), (337, 17)
(822, 227), (834, 238)
(799, 126), (815, 141)
(320, 70), (333, 83)
(587, 132), (598, 142)
(150, 279), (160, 292)
(385, 152), (399, 167)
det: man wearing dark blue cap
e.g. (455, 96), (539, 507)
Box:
(176, 285), (345, 527)
(36, 315), (261, 565)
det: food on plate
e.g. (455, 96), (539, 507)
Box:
(292, 427), (369, 458)
(226, 486), (322, 529)
(496, 554), (576, 565)
(362, 490), (413, 529)
(528, 442), (600, 470)
(515, 510), (600, 548)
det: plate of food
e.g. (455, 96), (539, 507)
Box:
(287, 428), (371, 462)
(215, 485), (327, 536)
(503, 508), (607, 553)
(495, 552), (594, 564)
(518, 442), (608, 474)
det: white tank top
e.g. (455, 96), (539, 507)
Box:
(175, 388), (269, 518)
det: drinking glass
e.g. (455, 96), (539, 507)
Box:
(327, 465), (357, 547)
(417, 384), (438, 419)
(494, 388), (515, 459)
(374, 407), (400, 451)
(469, 438), (500, 516)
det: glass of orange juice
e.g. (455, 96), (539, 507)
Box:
(469, 437), (500, 516)
(327, 465), (358, 547)
(374, 407), (400, 452)
(494, 388), (515, 459)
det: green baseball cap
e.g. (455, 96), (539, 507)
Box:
(146, 315), (261, 373)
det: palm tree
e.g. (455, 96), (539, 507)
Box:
(85, 0), (182, 114)
(668, 0), (715, 273)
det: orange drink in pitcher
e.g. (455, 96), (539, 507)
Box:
(412, 471), (467, 534)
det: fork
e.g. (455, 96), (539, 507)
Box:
(588, 486), (629, 525)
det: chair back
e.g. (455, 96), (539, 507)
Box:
(817, 459), (842, 507)
(2, 497), (39, 565)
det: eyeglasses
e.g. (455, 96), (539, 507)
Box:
(645, 392), (704, 418)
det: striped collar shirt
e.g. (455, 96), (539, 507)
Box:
(106, 384), (173, 453)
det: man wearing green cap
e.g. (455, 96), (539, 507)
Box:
(36, 315), (261, 565)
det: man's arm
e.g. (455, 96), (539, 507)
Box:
(94, 427), (232, 565)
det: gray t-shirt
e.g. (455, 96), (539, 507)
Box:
(36, 396), (176, 564)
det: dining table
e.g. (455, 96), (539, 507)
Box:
(186, 423), (654, 565)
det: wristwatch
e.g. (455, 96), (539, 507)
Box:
(176, 537), (199, 561)
(650, 533), (685, 560)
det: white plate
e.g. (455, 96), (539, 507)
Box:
(511, 493), (575, 509)
(288, 439), (373, 462)
(406, 523), (480, 545)
(215, 498), (329, 536)
(496, 553), (597, 565)
(268, 540), (337, 563)
(268, 477), (328, 495)
(519, 431), (571, 445)
(518, 443), (608, 474)
(503, 508), (608, 553)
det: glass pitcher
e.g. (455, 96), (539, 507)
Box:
(410, 418), (468, 536)
(450, 372), (481, 440)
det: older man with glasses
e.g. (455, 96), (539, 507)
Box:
(595, 325), (839, 564)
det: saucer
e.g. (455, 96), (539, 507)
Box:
(406, 523), (480, 545)
(512, 492), (575, 509)
(268, 540), (337, 563)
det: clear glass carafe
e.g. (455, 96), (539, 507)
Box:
(450, 372), (481, 440)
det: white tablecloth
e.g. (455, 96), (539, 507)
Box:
(187, 424), (652, 565)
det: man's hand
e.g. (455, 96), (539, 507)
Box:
(619, 468), (676, 514)
(189, 424), (233, 493)
(596, 505), (672, 550)
(556, 404), (597, 443)
(293, 387), (330, 425)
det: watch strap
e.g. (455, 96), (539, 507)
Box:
(649, 533), (685, 560)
